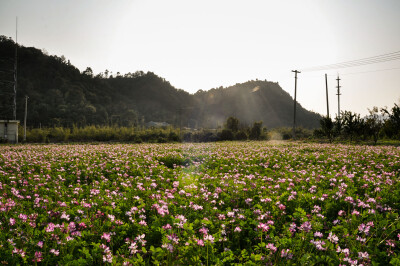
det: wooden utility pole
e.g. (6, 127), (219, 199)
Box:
(13, 17), (18, 120)
(23, 95), (28, 141)
(336, 76), (341, 122)
(292, 70), (300, 139)
(325, 74), (329, 118)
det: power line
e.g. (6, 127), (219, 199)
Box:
(303, 52), (400, 71)
(339, 66), (400, 76)
(298, 66), (400, 79)
(301, 50), (400, 72)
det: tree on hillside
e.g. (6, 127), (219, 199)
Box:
(225, 116), (239, 133)
(83, 67), (93, 77)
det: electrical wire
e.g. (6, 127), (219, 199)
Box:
(300, 66), (400, 78)
(301, 51), (400, 72)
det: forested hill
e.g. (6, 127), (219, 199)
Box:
(0, 36), (321, 129)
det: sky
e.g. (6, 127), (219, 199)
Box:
(1, 0), (400, 117)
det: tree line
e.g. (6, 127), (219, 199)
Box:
(0, 36), (321, 130)
(314, 103), (400, 144)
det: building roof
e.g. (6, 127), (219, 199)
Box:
(0, 120), (20, 123)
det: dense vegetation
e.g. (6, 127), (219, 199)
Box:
(0, 36), (321, 129)
(1, 142), (399, 264)
(315, 104), (400, 143)
(5, 116), (314, 143)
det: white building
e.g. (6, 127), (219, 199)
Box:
(0, 120), (19, 143)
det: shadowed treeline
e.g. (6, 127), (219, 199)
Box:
(0, 36), (321, 130)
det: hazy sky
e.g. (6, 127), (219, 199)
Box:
(1, 0), (399, 116)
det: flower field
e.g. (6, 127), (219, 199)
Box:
(1, 142), (400, 265)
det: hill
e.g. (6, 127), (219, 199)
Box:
(0, 36), (321, 129)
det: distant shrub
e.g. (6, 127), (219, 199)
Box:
(235, 130), (248, 140)
(219, 129), (234, 141)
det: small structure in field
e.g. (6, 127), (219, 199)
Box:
(0, 120), (19, 143)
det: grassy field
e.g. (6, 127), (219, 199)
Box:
(1, 142), (399, 265)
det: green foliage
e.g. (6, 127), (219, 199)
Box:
(314, 104), (400, 143)
(319, 116), (334, 142)
(219, 129), (234, 141)
(225, 116), (239, 133)
(249, 121), (263, 140)
(382, 104), (400, 140)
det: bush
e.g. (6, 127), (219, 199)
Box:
(235, 130), (248, 140)
(219, 129), (234, 141)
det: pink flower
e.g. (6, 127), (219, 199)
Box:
(234, 226), (242, 233)
(167, 233), (179, 245)
(310, 239), (326, 251)
(386, 240), (396, 247)
(61, 211), (70, 221)
(204, 234), (215, 243)
(139, 220), (147, 226)
(18, 214), (28, 222)
(257, 223), (269, 232)
(162, 243), (174, 253)
(196, 239), (204, 246)
(50, 249), (59, 256)
(199, 227), (209, 235)
(281, 249), (293, 259)
(327, 232), (339, 244)
(162, 224), (172, 230)
(299, 221), (312, 232)
(135, 234), (146, 245)
(33, 251), (43, 262)
(266, 243), (277, 252)
(103, 253), (113, 263)
(37, 241), (44, 248)
(9, 218), (16, 226)
(128, 242), (138, 254)
(45, 223), (56, 232)
(314, 231), (323, 238)
(79, 222), (87, 229)
(101, 232), (112, 243)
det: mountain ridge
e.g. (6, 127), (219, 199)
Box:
(0, 36), (321, 129)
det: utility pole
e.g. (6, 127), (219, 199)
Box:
(336, 76), (341, 122)
(13, 17), (18, 120)
(292, 70), (300, 139)
(325, 74), (329, 118)
(179, 108), (182, 141)
(24, 95), (28, 141)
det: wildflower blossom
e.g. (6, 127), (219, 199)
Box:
(358, 251), (369, 259)
(33, 251), (43, 262)
(101, 232), (112, 242)
(234, 226), (242, 232)
(281, 249), (293, 259)
(266, 243), (277, 252)
(204, 234), (215, 243)
(328, 232), (339, 244)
